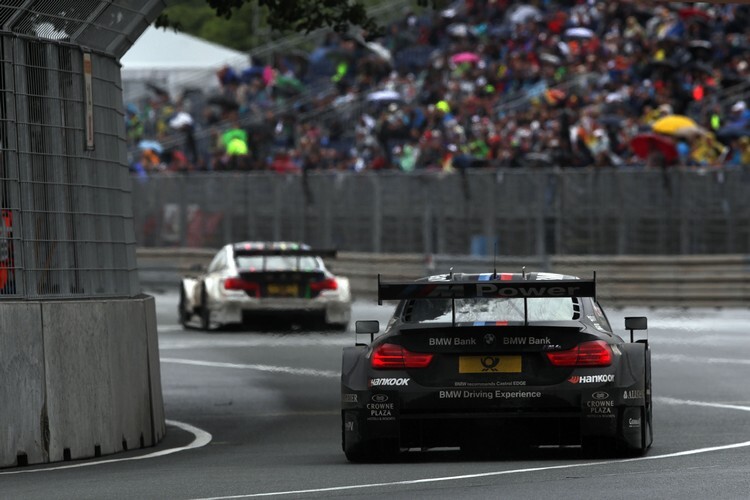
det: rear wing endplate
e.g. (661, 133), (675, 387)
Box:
(378, 275), (595, 304)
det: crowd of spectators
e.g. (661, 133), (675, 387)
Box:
(127, 0), (750, 177)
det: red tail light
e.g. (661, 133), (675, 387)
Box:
(371, 343), (433, 369)
(310, 277), (338, 292)
(545, 340), (613, 367)
(223, 277), (259, 296)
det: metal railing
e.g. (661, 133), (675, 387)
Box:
(129, 167), (750, 257)
(0, 0), (160, 299)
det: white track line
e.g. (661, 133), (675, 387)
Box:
(192, 397), (750, 500)
(161, 358), (339, 378)
(0, 420), (212, 475)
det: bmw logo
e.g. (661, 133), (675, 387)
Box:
(371, 394), (389, 403)
(484, 333), (495, 345)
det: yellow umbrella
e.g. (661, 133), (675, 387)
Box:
(652, 115), (699, 136)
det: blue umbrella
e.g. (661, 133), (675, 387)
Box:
(138, 140), (163, 153)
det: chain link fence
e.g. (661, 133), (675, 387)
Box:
(0, 0), (163, 299)
(130, 168), (750, 257)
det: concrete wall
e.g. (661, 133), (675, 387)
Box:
(0, 303), (47, 465)
(137, 248), (750, 308)
(0, 296), (163, 468)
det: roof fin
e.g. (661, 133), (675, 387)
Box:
(493, 240), (498, 279)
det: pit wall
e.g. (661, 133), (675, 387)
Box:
(0, 295), (164, 468)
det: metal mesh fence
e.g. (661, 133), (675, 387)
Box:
(2, 0), (164, 59)
(0, 34), (140, 299)
(130, 168), (750, 257)
(0, 0), (162, 299)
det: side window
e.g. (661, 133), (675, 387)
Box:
(207, 249), (225, 273)
(592, 301), (613, 332)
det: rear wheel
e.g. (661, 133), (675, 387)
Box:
(582, 405), (651, 458)
(344, 437), (399, 463)
(342, 413), (398, 463)
(634, 405), (651, 456)
(200, 286), (211, 331)
(581, 435), (620, 458)
(178, 286), (191, 327)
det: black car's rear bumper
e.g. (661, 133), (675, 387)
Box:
(342, 385), (645, 450)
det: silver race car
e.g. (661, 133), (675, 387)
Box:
(179, 242), (351, 330)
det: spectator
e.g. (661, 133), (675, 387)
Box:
(127, 1), (750, 174)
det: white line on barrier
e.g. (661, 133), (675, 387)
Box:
(160, 358), (339, 378)
(191, 398), (750, 500)
(0, 420), (212, 475)
(160, 336), (351, 349)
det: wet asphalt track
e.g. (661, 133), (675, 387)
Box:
(2, 292), (750, 499)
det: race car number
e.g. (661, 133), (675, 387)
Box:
(459, 355), (522, 373)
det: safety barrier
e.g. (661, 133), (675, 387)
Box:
(0, 296), (164, 468)
(137, 249), (750, 308)
(0, 0), (166, 470)
(131, 169), (750, 257)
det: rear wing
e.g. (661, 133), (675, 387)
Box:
(377, 274), (596, 326)
(233, 248), (337, 258)
(233, 247), (337, 272)
(378, 276), (595, 303)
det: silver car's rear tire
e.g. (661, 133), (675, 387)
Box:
(178, 286), (192, 327)
(200, 286), (212, 331)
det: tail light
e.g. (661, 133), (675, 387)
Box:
(223, 277), (259, 296)
(545, 340), (613, 367)
(371, 343), (433, 369)
(310, 277), (338, 292)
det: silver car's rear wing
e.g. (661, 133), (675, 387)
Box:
(233, 247), (337, 258)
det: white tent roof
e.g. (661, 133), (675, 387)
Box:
(120, 26), (248, 70)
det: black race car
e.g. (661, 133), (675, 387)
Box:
(341, 272), (652, 461)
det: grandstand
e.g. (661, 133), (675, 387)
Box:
(124, 0), (750, 175)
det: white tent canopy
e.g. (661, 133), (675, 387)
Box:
(120, 26), (249, 101)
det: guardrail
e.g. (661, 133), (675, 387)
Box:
(137, 249), (750, 308)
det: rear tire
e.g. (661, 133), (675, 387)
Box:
(200, 286), (212, 331)
(178, 286), (191, 327)
(344, 438), (399, 463)
(634, 405), (651, 456)
(583, 405), (651, 458)
(342, 414), (398, 463)
(581, 436), (619, 458)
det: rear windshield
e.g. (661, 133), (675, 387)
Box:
(235, 255), (322, 272)
(406, 298), (576, 323)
